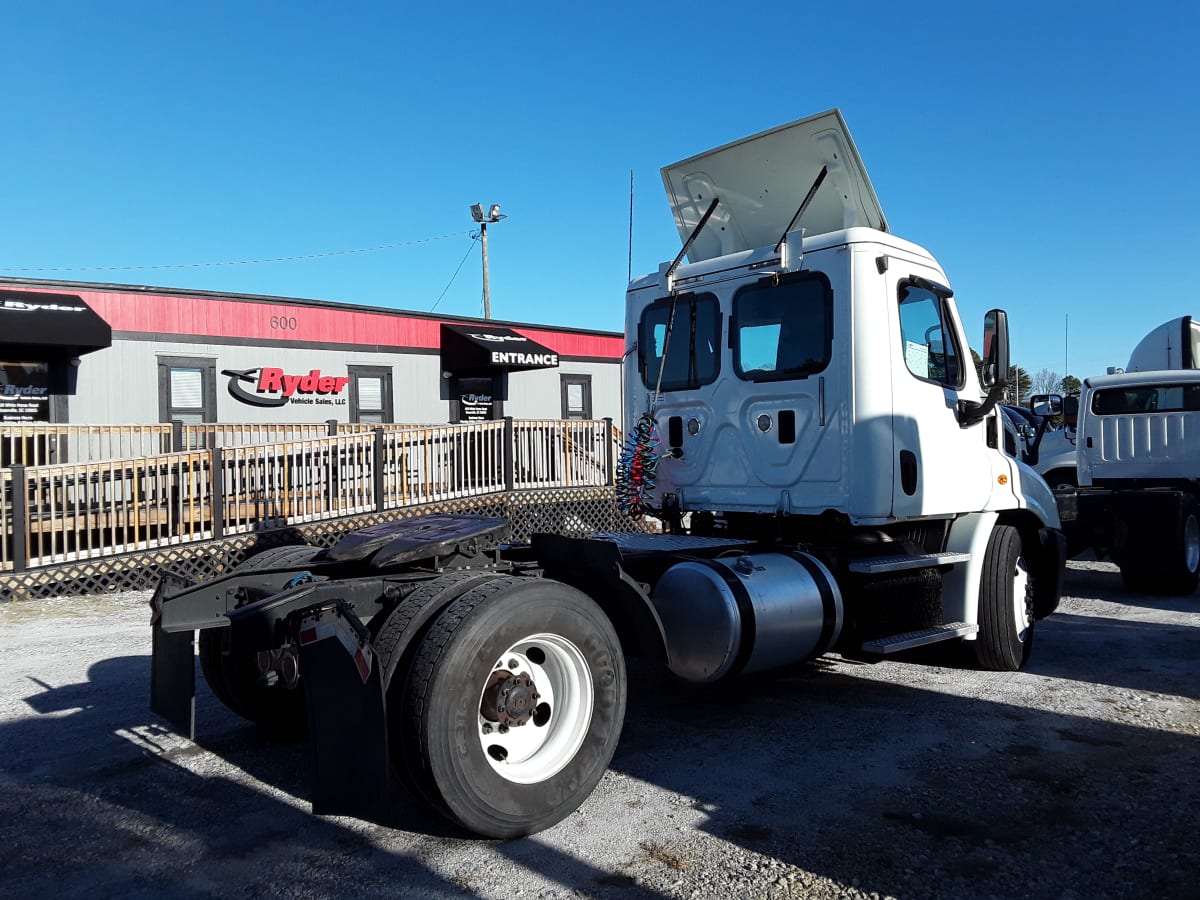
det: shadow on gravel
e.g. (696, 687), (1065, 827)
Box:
(606, 604), (1200, 900)
(2, 598), (1196, 900)
(0, 655), (487, 900)
(1063, 564), (1200, 613)
(1032, 611), (1199, 699)
(611, 661), (1198, 900)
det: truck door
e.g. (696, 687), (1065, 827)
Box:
(889, 277), (992, 517)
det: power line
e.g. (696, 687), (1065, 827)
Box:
(430, 234), (480, 314)
(0, 231), (473, 273)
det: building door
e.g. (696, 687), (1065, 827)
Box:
(1, 361), (52, 424)
(158, 356), (216, 424)
(451, 375), (501, 423)
(560, 374), (592, 419)
(349, 366), (393, 424)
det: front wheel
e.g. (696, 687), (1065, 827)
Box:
(974, 524), (1034, 671)
(394, 576), (626, 838)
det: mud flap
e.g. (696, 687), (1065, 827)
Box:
(296, 604), (390, 819)
(150, 624), (196, 739)
(149, 573), (198, 739)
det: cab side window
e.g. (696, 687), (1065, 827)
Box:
(898, 283), (963, 387)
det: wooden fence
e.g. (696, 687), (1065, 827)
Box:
(1, 418), (618, 572)
(0, 420), (455, 463)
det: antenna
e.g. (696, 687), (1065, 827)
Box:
(627, 169), (634, 284)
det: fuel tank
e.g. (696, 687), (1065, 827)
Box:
(650, 551), (843, 683)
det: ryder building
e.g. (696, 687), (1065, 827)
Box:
(0, 278), (622, 427)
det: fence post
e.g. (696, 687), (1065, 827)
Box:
(211, 448), (224, 540)
(327, 419), (338, 436)
(373, 428), (386, 512)
(10, 465), (27, 573)
(503, 417), (515, 492)
(171, 420), (184, 452)
(602, 417), (615, 485)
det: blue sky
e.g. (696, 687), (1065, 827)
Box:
(2, 1), (1197, 382)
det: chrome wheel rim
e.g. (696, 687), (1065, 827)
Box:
(477, 633), (593, 784)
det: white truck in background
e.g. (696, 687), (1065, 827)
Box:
(1026, 315), (1200, 593)
(1017, 316), (1195, 494)
(1125, 315), (1200, 372)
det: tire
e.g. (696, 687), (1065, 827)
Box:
(1119, 498), (1200, 595)
(197, 543), (321, 735)
(1042, 468), (1077, 491)
(373, 571), (504, 794)
(374, 571), (504, 686)
(974, 524), (1035, 671)
(228, 543), (324, 578)
(394, 576), (626, 838)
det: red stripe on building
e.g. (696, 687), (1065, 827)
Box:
(7, 285), (624, 360)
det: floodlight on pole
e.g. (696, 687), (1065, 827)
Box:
(470, 202), (507, 319)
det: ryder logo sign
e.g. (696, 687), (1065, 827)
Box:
(223, 367), (350, 408)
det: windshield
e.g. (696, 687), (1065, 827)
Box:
(1189, 319), (1199, 368)
(638, 292), (721, 391)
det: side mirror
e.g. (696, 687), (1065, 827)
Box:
(981, 309), (1010, 388)
(1029, 393), (1064, 417)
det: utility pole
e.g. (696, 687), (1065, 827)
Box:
(470, 203), (506, 319)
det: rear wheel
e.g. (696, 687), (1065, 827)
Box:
(393, 576), (626, 838)
(974, 524), (1034, 671)
(197, 544), (321, 735)
(1118, 498), (1200, 595)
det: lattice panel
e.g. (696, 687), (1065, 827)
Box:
(0, 488), (650, 602)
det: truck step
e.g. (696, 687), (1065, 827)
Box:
(861, 622), (979, 654)
(847, 551), (970, 574)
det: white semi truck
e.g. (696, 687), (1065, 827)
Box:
(150, 110), (1067, 838)
(1026, 316), (1199, 490)
(1027, 316), (1200, 594)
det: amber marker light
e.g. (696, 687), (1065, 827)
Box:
(998, 474), (1009, 485)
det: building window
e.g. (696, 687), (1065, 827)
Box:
(560, 374), (592, 419)
(157, 356), (216, 424)
(349, 366), (393, 423)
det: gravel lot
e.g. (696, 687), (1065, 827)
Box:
(1, 560), (1196, 900)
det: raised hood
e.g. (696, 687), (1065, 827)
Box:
(661, 109), (887, 264)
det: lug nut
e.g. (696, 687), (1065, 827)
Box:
(498, 724), (509, 734)
(482, 723), (492, 735)
(508, 658), (519, 669)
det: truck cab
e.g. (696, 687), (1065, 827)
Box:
(623, 111), (1058, 536)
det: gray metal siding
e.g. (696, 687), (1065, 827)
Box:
(64, 337), (620, 424)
